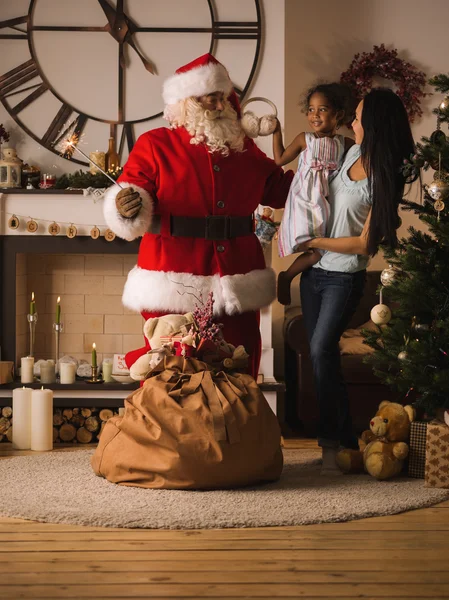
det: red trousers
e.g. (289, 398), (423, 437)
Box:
(125, 310), (261, 380)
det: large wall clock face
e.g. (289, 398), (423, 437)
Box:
(0, 0), (261, 166)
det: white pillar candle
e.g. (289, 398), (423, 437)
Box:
(102, 360), (113, 382)
(21, 356), (34, 384)
(31, 388), (53, 451)
(59, 362), (76, 384)
(40, 361), (56, 384)
(12, 387), (32, 449)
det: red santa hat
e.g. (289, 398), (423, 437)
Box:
(162, 53), (234, 106)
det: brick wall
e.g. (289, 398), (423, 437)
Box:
(15, 253), (143, 366)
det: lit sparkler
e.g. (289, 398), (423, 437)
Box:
(61, 135), (123, 188)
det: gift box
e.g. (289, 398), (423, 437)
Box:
(425, 421), (449, 489)
(408, 421), (429, 479)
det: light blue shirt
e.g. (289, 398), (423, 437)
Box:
(314, 145), (371, 273)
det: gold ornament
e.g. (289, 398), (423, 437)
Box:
(104, 229), (116, 242)
(380, 265), (399, 286)
(398, 351), (408, 361)
(26, 219), (38, 233)
(439, 96), (449, 111)
(370, 303), (392, 325)
(434, 199), (445, 212)
(427, 178), (449, 201)
(8, 214), (19, 229)
(66, 224), (77, 239)
(90, 226), (100, 240)
(48, 222), (60, 236)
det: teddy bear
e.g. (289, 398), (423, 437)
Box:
(336, 401), (415, 480)
(130, 312), (195, 381)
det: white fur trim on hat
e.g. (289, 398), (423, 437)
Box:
(162, 62), (233, 105)
(102, 182), (153, 242)
(122, 266), (276, 315)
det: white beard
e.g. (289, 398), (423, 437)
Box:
(164, 98), (246, 156)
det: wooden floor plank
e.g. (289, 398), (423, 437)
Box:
(1, 440), (449, 599)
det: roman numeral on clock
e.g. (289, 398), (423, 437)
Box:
(42, 105), (88, 151)
(119, 123), (135, 158)
(0, 59), (48, 115)
(0, 15), (28, 39)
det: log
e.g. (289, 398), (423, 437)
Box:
(85, 416), (100, 433)
(81, 408), (92, 418)
(53, 411), (64, 427)
(1, 406), (12, 418)
(0, 417), (11, 435)
(99, 409), (114, 422)
(62, 409), (73, 421)
(59, 423), (76, 442)
(76, 427), (93, 444)
(73, 408), (80, 415)
(70, 414), (85, 428)
(97, 421), (107, 439)
(6, 427), (13, 442)
(53, 427), (59, 442)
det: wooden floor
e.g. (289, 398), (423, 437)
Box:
(1, 439), (449, 599)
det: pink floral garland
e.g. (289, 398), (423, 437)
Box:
(340, 44), (427, 122)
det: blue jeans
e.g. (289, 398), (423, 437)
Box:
(300, 267), (366, 449)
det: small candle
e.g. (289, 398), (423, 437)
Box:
(59, 362), (76, 384)
(30, 292), (35, 315)
(21, 356), (34, 384)
(40, 360), (56, 384)
(56, 296), (61, 324)
(92, 343), (97, 369)
(102, 359), (113, 382)
(12, 387), (32, 449)
(31, 387), (53, 451)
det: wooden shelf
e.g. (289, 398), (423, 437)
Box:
(0, 379), (138, 391)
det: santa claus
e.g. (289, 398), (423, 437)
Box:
(103, 53), (293, 377)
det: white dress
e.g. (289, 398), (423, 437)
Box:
(278, 132), (345, 257)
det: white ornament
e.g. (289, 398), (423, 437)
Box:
(444, 410), (449, 427)
(370, 303), (392, 325)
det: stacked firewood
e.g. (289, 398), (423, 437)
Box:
(0, 407), (13, 442)
(0, 406), (124, 444)
(53, 408), (124, 444)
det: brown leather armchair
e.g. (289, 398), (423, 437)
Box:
(283, 270), (398, 436)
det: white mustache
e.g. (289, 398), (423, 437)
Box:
(204, 109), (222, 120)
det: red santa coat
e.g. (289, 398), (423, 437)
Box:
(103, 126), (293, 317)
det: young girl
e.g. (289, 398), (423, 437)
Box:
(274, 83), (355, 305)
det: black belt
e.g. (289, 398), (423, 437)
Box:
(149, 214), (254, 240)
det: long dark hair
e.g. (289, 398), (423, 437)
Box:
(361, 88), (415, 256)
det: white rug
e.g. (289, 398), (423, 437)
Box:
(1, 449), (448, 529)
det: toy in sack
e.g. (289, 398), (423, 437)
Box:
(255, 207), (280, 249)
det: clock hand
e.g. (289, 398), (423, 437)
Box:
(123, 31), (155, 74)
(96, 0), (116, 29)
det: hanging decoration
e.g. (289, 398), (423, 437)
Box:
(8, 214), (19, 229)
(104, 229), (116, 242)
(90, 226), (100, 240)
(380, 265), (400, 287)
(26, 219), (38, 233)
(48, 222), (60, 236)
(66, 224), (78, 239)
(340, 44), (427, 123)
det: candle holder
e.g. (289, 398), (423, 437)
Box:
(53, 322), (63, 374)
(27, 313), (38, 357)
(86, 365), (103, 384)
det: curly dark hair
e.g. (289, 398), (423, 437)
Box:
(301, 82), (357, 127)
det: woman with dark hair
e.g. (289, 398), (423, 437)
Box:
(295, 88), (416, 474)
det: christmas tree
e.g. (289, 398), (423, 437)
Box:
(364, 74), (449, 415)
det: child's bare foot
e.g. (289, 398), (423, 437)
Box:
(277, 271), (292, 305)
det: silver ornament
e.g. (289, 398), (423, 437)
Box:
(380, 265), (399, 286)
(414, 323), (430, 333)
(427, 178), (449, 201)
(398, 351), (408, 361)
(439, 96), (449, 111)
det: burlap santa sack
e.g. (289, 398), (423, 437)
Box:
(91, 356), (283, 489)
